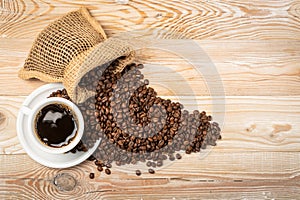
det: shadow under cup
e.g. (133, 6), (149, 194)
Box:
(24, 97), (84, 154)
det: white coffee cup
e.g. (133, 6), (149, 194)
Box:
(21, 97), (84, 154)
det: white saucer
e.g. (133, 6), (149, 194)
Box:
(16, 83), (101, 168)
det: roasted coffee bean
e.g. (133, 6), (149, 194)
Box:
(105, 168), (111, 175)
(169, 155), (175, 161)
(50, 62), (222, 176)
(94, 160), (102, 166)
(70, 148), (77, 154)
(87, 155), (96, 161)
(97, 166), (103, 172)
(153, 161), (158, 167)
(162, 155), (168, 160)
(136, 170), (142, 176)
(148, 169), (155, 174)
(176, 153), (182, 159)
(106, 163), (112, 168)
(157, 160), (163, 167)
(89, 173), (95, 179)
(146, 161), (152, 167)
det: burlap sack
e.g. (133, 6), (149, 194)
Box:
(18, 7), (135, 103)
(64, 37), (135, 103)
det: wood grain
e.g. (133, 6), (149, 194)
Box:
(1, 0), (300, 199)
(1, 153), (300, 199)
(1, 39), (299, 96)
(0, 95), (299, 155)
(0, 96), (23, 154)
(1, 0), (300, 40)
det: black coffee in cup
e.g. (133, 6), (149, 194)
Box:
(35, 103), (77, 148)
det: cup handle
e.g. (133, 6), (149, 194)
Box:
(21, 106), (32, 116)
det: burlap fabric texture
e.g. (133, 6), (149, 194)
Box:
(18, 7), (135, 103)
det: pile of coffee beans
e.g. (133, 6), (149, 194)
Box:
(49, 61), (221, 178)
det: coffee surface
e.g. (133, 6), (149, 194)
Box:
(35, 104), (77, 148)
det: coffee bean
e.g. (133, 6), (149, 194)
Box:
(137, 64), (144, 69)
(105, 168), (111, 175)
(136, 170), (142, 176)
(146, 161), (151, 167)
(148, 169), (155, 174)
(169, 154), (175, 161)
(176, 153), (182, 159)
(97, 166), (103, 172)
(106, 163), (112, 168)
(70, 148), (77, 154)
(89, 173), (95, 179)
(49, 61), (222, 177)
(151, 162), (157, 168)
(87, 155), (96, 161)
(157, 160), (163, 167)
(94, 160), (102, 166)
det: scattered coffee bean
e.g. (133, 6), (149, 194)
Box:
(146, 161), (152, 167)
(87, 155), (96, 161)
(136, 170), (142, 176)
(157, 160), (163, 167)
(106, 163), (112, 168)
(169, 155), (175, 161)
(94, 160), (102, 166)
(151, 162), (156, 168)
(97, 166), (103, 172)
(49, 62), (222, 177)
(105, 168), (111, 175)
(148, 169), (155, 174)
(89, 173), (95, 179)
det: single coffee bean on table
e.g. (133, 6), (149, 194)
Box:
(105, 168), (111, 175)
(136, 170), (142, 176)
(49, 62), (222, 176)
(89, 173), (95, 179)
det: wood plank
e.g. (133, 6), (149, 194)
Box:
(0, 96), (23, 154)
(1, 0), (300, 40)
(1, 39), (299, 96)
(1, 153), (300, 199)
(1, 0), (300, 198)
(1, 95), (299, 154)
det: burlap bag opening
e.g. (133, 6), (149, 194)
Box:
(18, 7), (135, 103)
(64, 37), (135, 103)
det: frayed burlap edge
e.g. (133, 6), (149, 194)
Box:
(17, 69), (64, 82)
(18, 7), (107, 82)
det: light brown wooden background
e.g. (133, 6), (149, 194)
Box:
(1, 0), (300, 199)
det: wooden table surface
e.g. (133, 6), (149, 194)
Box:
(1, 0), (300, 199)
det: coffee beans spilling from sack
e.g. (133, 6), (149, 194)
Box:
(49, 61), (221, 177)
